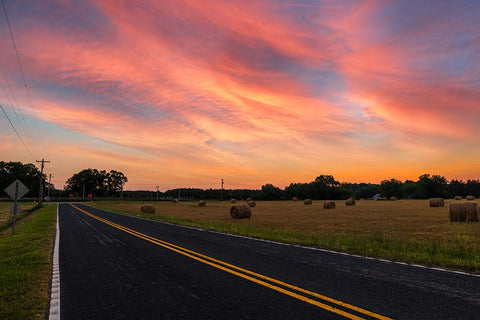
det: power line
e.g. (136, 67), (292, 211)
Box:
(0, 103), (36, 161)
(1, 0), (49, 159)
(0, 63), (42, 158)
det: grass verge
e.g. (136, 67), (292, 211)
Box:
(89, 200), (480, 274)
(0, 204), (57, 320)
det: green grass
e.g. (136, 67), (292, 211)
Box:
(89, 200), (480, 274)
(0, 201), (37, 231)
(0, 204), (57, 320)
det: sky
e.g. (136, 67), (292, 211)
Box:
(0, 0), (479, 191)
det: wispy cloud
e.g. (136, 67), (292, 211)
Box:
(1, 0), (479, 189)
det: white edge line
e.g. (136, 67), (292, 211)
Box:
(49, 204), (61, 320)
(83, 203), (480, 279)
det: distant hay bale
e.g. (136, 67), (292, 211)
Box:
(198, 200), (206, 207)
(172, 198), (179, 203)
(304, 199), (312, 205)
(323, 201), (335, 209)
(230, 198), (237, 203)
(390, 196), (398, 201)
(246, 197), (253, 202)
(449, 203), (478, 222)
(345, 197), (355, 206)
(466, 195), (476, 201)
(454, 196), (462, 200)
(230, 204), (251, 219)
(292, 197), (299, 202)
(140, 205), (155, 214)
(247, 200), (256, 207)
(429, 198), (445, 207)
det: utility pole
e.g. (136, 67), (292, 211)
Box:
(156, 186), (160, 201)
(36, 158), (50, 203)
(47, 173), (52, 197)
(221, 178), (224, 201)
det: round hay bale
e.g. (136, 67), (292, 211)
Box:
(345, 197), (355, 206)
(246, 197), (253, 202)
(323, 201), (335, 209)
(390, 196), (398, 201)
(466, 195), (475, 201)
(429, 198), (445, 207)
(449, 203), (478, 222)
(172, 198), (179, 203)
(454, 196), (462, 200)
(292, 197), (299, 202)
(140, 205), (155, 214)
(247, 200), (256, 207)
(198, 200), (206, 207)
(230, 204), (251, 219)
(304, 199), (312, 205)
(230, 198), (237, 203)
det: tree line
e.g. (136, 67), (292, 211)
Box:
(2, 161), (480, 201)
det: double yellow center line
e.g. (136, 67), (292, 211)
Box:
(69, 203), (392, 320)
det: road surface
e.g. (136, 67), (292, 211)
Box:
(57, 203), (480, 319)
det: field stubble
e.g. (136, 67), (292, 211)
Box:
(90, 199), (480, 273)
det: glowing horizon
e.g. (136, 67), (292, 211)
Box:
(1, 1), (479, 191)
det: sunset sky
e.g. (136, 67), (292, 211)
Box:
(1, 0), (479, 191)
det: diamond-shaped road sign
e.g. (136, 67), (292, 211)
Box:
(4, 180), (29, 201)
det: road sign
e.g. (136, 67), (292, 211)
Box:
(4, 180), (29, 234)
(4, 180), (29, 201)
(10, 203), (21, 214)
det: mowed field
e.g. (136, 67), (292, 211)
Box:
(89, 199), (480, 273)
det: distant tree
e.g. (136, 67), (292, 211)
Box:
(466, 180), (480, 198)
(416, 174), (449, 199)
(311, 175), (340, 199)
(257, 183), (285, 200)
(402, 180), (420, 199)
(349, 183), (381, 199)
(107, 170), (128, 195)
(0, 161), (47, 198)
(65, 168), (127, 197)
(380, 179), (404, 199)
(449, 179), (467, 197)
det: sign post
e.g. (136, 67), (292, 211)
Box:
(4, 180), (29, 233)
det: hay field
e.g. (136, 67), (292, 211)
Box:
(90, 199), (480, 273)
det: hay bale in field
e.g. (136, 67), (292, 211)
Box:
(172, 198), (179, 203)
(230, 204), (251, 219)
(449, 203), (478, 222)
(390, 196), (398, 201)
(140, 205), (155, 214)
(292, 197), (299, 202)
(230, 198), (237, 203)
(247, 200), (256, 207)
(345, 197), (355, 206)
(246, 197), (253, 202)
(323, 201), (335, 209)
(429, 198), (445, 207)
(466, 195), (476, 201)
(454, 196), (462, 200)
(304, 199), (312, 205)
(198, 200), (206, 207)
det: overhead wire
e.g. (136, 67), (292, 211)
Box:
(0, 103), (36, 161)
(1, 0), (50, 159)
(0, 63), (43, 158)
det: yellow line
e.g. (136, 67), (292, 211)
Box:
(68, 203), (393, 320)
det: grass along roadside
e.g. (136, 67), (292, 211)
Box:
(89, 200), (480, 274)
(0, 204), (57, 320)
(0, 201), (38, 232)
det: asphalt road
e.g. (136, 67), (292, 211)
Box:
(58, 203), (480, 319)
